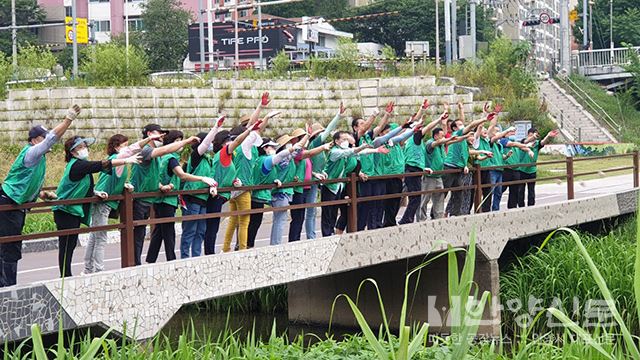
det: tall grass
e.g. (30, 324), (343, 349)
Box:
(500, 220), (638, 336)
(185, 286), (288, 314)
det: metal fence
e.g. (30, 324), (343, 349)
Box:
(0, 152), (637, 268)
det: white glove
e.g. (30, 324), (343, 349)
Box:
(527, 149), (535, 159)
(66, 105), (81, 120)
(209, 186), (218, 196)
(94, 190), (108, 199)
(201, 177), (217, 187)
(124, 155), (142, 165)
(124, 183), (134, 191)
(232, 178), (242, 187)
(292, 143), (303, 152)
(274, 179), (282, 187)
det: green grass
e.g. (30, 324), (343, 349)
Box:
(537, 152), (636, 183)
(559, 75), (640, 144)
(500, 218), (638, 337)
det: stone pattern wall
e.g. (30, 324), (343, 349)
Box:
(0, 189), (635, 342)
(0, 76), (479, 143)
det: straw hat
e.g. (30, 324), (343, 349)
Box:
(276, 134), (294, 148)
(290, 128), (307, 139)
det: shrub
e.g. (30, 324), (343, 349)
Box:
(80, 43), (149, 86)
(16, 44), (57, 80)
(504, 97), (555, 135)
(0, 52), (11, 98)
(271, 50), (290, 77)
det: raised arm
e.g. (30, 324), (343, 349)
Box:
(372, 101), (395, 137)
(462, 112), (494, 136)
(52, 105), (81, 139)
(152, 136), (201, 158)
(229, 119), (263, 154)
(246, 92), (270, 127)
(320, 102), (347, 142)
(422, 113), (446, 137)
(541, 129), (559, 146)
(389, 128), (414, 146)
(172, 165), (217, 187)
(357, 109), (380, 138)
(301, 143), (331, 159)
(457, 101), (465, 123)
(195, 115), (225, 155)
(24, 105), (81, 167)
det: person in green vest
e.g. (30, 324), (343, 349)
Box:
(83, 133), (163, 274)
(247, 137), (299, 247)
(146, 130), (217, 264)
(335, 135), (361, 234)
(131, 124), (202, 265)
(287, 127), (331, 242)
(222, 100), (279, 253)
(320, 131), (384, 237)
(305, 102), (348, 240)
(417, 128), (468, 221)
(0, 105), (81, 287)
(516, 128), (559, 207)
(203, 121), (260, 255)
(53, 136), (141, 277)
(442, 107), (495, 217)
(398, 105), (449, 224)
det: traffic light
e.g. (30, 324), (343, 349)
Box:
(522, 19), (541, 27)
(547, 17), (560, 24)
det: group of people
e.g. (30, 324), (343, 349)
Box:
(0, 93), (558, 286)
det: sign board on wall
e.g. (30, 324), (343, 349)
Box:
(65, 17), (88, 44)
(188, 24), (293, 62)
(514, 120), (532, 141)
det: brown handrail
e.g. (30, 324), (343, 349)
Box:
(0, 151), (637, 273)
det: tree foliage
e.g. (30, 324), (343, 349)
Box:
(140, 0), (191, 71)
(80, 43), (149, 86)
(573, 0), (640, 49)
(267, 0), (349, 19)
(0, 0), (46, 56)
(337, 0), (494, 55)
(16, 44), (56, 79)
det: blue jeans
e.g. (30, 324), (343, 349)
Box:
(489, 170), (503, 212)
(180, 201), (207, 259)
(271, 192), (291, 245)
(304, 184), (318, 240)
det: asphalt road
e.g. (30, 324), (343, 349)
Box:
(14, 174), (634, 285)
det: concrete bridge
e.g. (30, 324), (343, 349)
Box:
(0, 187), (637, 343)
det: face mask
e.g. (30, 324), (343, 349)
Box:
(458, 125), (465, 131)
(208, 144), (214, 152)
(76, 148), (89, 160)
(153, 140), (163, 148)
(265, 148), (276, 156)
(339, 141), (349, 149)
(286, 144), (293, 150)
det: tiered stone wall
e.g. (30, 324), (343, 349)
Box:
(0, 76), (480, 143)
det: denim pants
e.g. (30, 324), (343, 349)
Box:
(288, 190), (307, 242)
(180, 201), (207, 258)
(270, 192), (291, 245)
(84, 202), (111, 273)
(0, 193), (25, 287)
(489, 170), (504, 212)
(399, 166), (423, 224)
(304, 184), (318, 239)
(370, 180), (386, 229)
(357, 180), (374, 231)
(204, 196), (225, 255)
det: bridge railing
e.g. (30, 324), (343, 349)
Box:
(574, 46), (640, 69)
(0, 151), (637, 271)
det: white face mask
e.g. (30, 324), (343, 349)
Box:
(339, 141), (350, 149)
(286, 144), (293, 150)
(458, 125), (465, 131)
(76, 148), (89, 160)
(265, 148), (276, 156)
(153, 140), (163, 148)
(208, 144), (214, 152)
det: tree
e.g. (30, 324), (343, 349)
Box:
(80, 43), (149, 86)
(267, 0), (349, 19)
(573, 0), (640, 49)
(337, 0), (494, 56)
(140, 0), (191, 71)
(0, 0), (46, 56)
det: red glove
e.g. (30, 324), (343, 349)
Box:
(487, 112), (497, 122)
(413, 124), (424, 133)
(421, 99), (429, 110)
(494, 104), (503, 113)
(261, 92), (270, 106)
(385, 101), (394, 114)
(251, 119), (264, 131)
(216, 115), (225, 127)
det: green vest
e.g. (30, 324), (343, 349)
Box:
(130, 146), (161, 203)
(183, 153), (213, 202)
(425, 139), (445, 178)
(309, 136), (327, 173)
(444, 129), (469, 168)
(475, 138), (492, 165)
(521, 140), (541, 174)
(52, 158), (92, 226)
(273, 158), (296, 196)
(345, 156), (358, 174)
(252, 155), (278, 202)
(212, 149), (237, 200)
(233, 146), (257, 187)
(156, 153), (181, 207)
(504, 146), (523, 171)
(485, 140), (505, 170)
(2, 145), (46, 204)
(293, 157), (308, 194)
(94, 154), (128, 210)
(324, 147), (347, 194)
(382, 142), (405, 175)
(359, 133), (375, 176)
(404, 135), (426, 169)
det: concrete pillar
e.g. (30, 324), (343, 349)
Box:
(288, 252), (501, 337)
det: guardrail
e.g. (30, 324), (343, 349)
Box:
(0, 152), (638, 271)
(575, 46), (640, 69)
(555, 76), (622, 137)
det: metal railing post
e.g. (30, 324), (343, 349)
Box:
(473, 166), (483, 213)
(120, 188), (135, 268)
(347, 172), (358, 233)
(566, 156), (575, 200)
(633, 150), (639, 188)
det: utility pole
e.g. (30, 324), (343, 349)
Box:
(258, 0), (263, 70)
(470, 0), (476, 60)
(451, 0), (457, 61)
(72, 0), (78, 79)
(444, 0), (451, 65)
(435, 0), (440, 69)
(560, 0), (570, 73)
(589, 0), (593, 50)
(11, 0), (17, 76)
(198, 0), (205, 73)
(234, 7), (239, 75)
(207, 0), (214, 71)
(125, 0), (129, 70)
(609, 0), (614, 61)
(582, 0), (588, 49)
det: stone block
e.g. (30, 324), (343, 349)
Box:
(358, 79), (379, 88)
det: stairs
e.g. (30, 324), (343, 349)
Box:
(539, 79), (617, 143)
